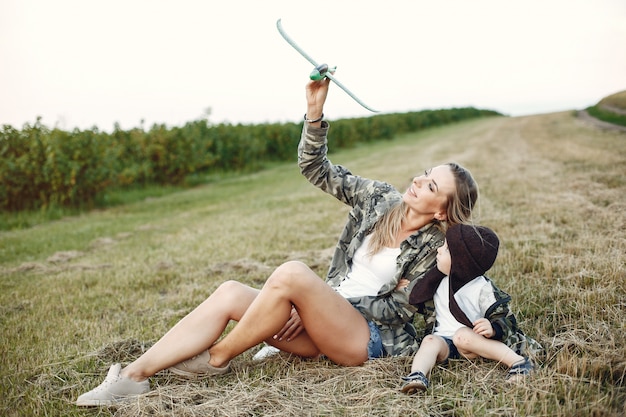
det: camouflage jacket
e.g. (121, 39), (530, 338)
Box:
(298, 121), (444, 356)
(418, 277), (543, 357)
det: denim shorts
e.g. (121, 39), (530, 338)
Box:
(367, 321), (385, 359)
(441, 336), (461, 362)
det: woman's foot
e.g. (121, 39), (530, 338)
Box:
(76, 364), (150, 406)
(168, 350), (231, 379)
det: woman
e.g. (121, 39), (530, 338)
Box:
(76, 78), (479, 406)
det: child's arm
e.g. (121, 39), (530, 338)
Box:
(482, 280), (518, 341)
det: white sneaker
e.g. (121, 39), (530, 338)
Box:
(76, 363), (150, 406)
(168, 350), (231, 379)
(252, 344), (281, 361)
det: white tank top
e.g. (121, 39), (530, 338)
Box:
(335, 234), (401, 298)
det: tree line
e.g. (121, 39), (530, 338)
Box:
(0, 108), (501, 212)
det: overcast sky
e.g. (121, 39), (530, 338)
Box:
(1, 0), (625, 131)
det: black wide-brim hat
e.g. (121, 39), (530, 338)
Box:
(447, 224), (500, 293)
(409, 224), (500, 305)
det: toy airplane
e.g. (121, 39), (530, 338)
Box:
(276, 18), (379, 113)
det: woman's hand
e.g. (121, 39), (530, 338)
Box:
(395, 278), (410, 291)
(472, 318), (495, 338)
(305, 79), (331, 126)
(273, 306), (304, 342)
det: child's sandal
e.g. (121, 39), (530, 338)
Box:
(401, 371), (429, 394)
(507, 358), (533, 382)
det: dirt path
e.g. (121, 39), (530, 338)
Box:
(576, 109), (626, 132)
(600, 103), (626, 116)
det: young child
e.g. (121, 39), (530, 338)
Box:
(400, 224), (542, 394)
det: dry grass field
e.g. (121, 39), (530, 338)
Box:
(1, 110), (625, 416)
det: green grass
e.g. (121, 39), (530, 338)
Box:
(1, 112), (625, 416)
(0, 172), (259, 231)
(586, 104), (626, 127)
(587, 89), (626, 126)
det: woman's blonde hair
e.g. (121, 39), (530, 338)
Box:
(445, 162), (479, 226)
(368, 163), (478, 255)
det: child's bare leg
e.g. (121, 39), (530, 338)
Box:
(122, 280), (260, 381)
(409, 334), (449, 376)
(452, 327), (524, 367)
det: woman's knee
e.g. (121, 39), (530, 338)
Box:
(211, 280), (252, 303)
(215, 279), (246, 293)
(265, 261), (313, 291)
(205, 280), (258, 320)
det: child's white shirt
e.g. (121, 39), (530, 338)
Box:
(432, 275), (497, 338)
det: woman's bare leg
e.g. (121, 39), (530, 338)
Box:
(122, 280), (260, 380)
(122, 260), (370, 381)
(209, 261), (371, 367)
